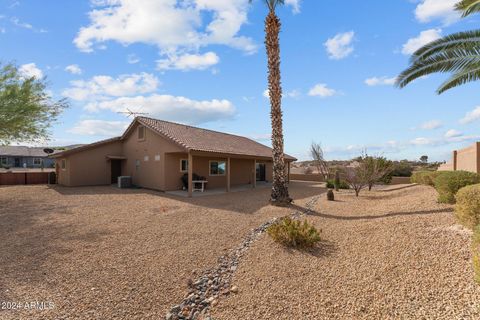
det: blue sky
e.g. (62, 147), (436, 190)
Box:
(2, 0), (480, 161)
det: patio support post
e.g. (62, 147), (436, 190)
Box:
(253, 159), (257, 189)
(287, 161), (290, 184)
(188, 152), (193, 198)
(226, 157), (231, 192)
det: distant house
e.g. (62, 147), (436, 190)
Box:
(0, 146), (56, 169)
(51, 117), (297, 196)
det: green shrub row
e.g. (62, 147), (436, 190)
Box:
(435, 171), (480, 204)
(411, 171), (445, 186)
(326, 179), (350, 190)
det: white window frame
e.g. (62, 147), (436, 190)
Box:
(61, 159), (66, 170)
(180, 159), (188, 172)
(209, 160), (226, 176)
(138, 125), (145, 141)
(33, 158), (42, 166)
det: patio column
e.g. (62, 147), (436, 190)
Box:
(226, 157), (231, 192)
(188, 152), (193, 198)
(287, 161), (290, 184)
(253, 159), (256, 189)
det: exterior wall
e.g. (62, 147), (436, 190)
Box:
(121, 123), (184, 190)
(0, 156), (54, 168)
(164, 153), (189, 191)
(231, 158), (255, 186)
(57, 141), (123, 186)
(441, 142), (480, 174)
(289, 174), (325, 182)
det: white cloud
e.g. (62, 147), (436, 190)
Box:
(410, 137), (433, 146)
(286, 89), (301, 98)
(157, 52), (219, 71)
(74, 0), (257, 68)
(127, 54), (140, 64)
(445, 129), (463, 138)
(402, 29), (442, 55)
(415, 0), (459, 25)
(285, 0), (301, 14)
(460, 106), (480, 124)
(84, 94), (236, 125)
(62, 72), (160, 101)
(19, 63), (43, 78)
(420, 119), (443, 130)
(308, 83), (337, 98)
(324, 31), (355, 60)
(69, 120), (130, 136)
(65, 64), (82, 75)
(365, 76), (396, 86)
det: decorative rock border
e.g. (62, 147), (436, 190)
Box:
(165, 195), (321, 320)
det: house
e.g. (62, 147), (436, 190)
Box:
(0, 146), (56, 169)
(438, 142), (480, 173)
(51, 117), (297, 196)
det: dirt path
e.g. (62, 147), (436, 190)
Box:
(212, 185), (480, 319)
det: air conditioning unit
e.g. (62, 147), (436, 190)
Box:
(118, 176), (132, 188)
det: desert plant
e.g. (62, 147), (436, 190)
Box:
(363, 156), (393, 191)
(344, 165), (368, 197)
(411, 171), (446, 186)
(334, 170), (341, 191)
(434, 171), (480, 204)
(267, 217), (321, 248)
(455, 184), (480, 228)
(326, 179), (349, 190)
(472, 225), (480, 284)
(327, 190), (335, 201)
(390, 161), (414, 177)
(303, 166), (313, 174)
(310, 142), (329, 180)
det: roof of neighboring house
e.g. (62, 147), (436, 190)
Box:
(0, 146), (59, 157)
(52, 117), (297, 161)
(50, 137), (121, 158)
(132, 117), (297, 160)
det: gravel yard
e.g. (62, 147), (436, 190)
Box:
(0, 181), (322, 319)
(212, 185), (480, 320)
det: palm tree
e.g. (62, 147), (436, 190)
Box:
(251, 0), (291, 205)
(397, 0), (480, 93)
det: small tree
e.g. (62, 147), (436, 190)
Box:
(310, 142), (329, 179)
(0, 62), (68, 144)
(334, 170), (341, 192)
(420, 155), (428, 164)
(364, 156), (393, 191)
(344, 164), (368, 197)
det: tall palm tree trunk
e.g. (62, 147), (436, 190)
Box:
(265, 10), (290, 204)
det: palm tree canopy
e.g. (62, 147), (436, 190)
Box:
(456, 0), (480, 17)
(396, 0), (480, 94)
(249, 0), (284, 11)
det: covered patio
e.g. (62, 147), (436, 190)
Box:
(166, 181), (272, 198)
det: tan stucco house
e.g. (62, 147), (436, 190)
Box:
(52, 117), (296, 196)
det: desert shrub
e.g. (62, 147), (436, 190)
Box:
(267, 217), (321, 248)
(411, 171), (446, 186)
(434, 171), (480, 204)
(472, 226), (480, 284)
(327, 189), (334, 201)
(390, 161), (414, 177)
(326, 179), (349, 190)
(455, 184), (480, 228)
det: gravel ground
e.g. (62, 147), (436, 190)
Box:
(212, 185), (480, 320)
(0, 181), (323, 319)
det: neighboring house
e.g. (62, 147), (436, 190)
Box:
(438, 142), (480, 173)
(0, 146), (56, 169)
(52, 117), (297, 196)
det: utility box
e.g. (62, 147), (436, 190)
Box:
(117, 176), (132, 188)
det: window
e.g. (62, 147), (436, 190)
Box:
(61, 159), (66, 170)
(180, 159), (188, 172)
(144, 155), (149, 162)
(209, 161), (226, 176)
(138, 126), (145, 140)
(154, 155), (161, 161)
(33, 158), (42, 165)
(0, 157), (7, 166)
(135, 160), (140, 170)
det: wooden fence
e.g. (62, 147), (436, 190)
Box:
(0, 172), (51, 185)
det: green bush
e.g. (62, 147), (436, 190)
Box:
(411, 171), (446, 186)
(326, 179), (349, 189)
(267, 217), (321, 248)
(434, 171), (480, 204)
(472, 226), (480, 284)
(390, 161), (414, 177)
(455, 184), (480, 228)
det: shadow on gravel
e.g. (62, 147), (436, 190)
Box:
(289, 204), (454, 221)
(282, 240), (337, 258)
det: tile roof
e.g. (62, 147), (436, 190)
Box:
(0, 146), (59, 157)
(136, 117), (296, 160)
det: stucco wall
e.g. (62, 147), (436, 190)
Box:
(58, 141), (123, 186)
(456, 143), (479, 173)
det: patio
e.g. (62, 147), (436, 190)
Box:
(166, 181), (272, 198)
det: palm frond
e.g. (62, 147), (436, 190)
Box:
(438, 65), (480, 93)
(456, 0), (480, 17)
(249, 0), (284, 11)
(411, 30), (480, 62)
(397, 48), (480, 88)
